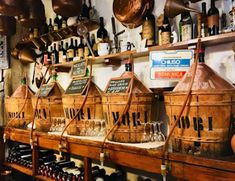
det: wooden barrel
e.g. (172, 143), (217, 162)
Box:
(32, 82), (64, 132)
(102, 92), (154, 143)
(164, 90), (235, 156)
(62, 82), (103, 136)
(5, 85), (34, 128)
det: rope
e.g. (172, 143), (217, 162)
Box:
(59, 60), (93, 148)
(162, 39), (201, 165)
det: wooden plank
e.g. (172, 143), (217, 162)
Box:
(4, 128), (30, 144)
(4, 162), (33, 176)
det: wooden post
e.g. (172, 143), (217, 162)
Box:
(32, 145), (39, 178)
(83, 157), (92, 181)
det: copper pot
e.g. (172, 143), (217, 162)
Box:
(17, 0), (46, 28)
(52, 0), (82, 17)
(113, 0), (154, 28)
(0, 15), (16, 36)
(0, 0), (24, 16)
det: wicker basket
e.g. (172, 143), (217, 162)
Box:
(62, 81), (103, 136)
(32, 81), (64, 132)
(5, 85), (34, 128)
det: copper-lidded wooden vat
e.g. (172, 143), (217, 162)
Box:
(52, 0), (82, 17)
(102, 61), (154, 143)
(62, 79), (103, 136)
(5, 79), (34, 128)
(164, 59), (235, 156)
(18, 0), (46, 28)
(32, 78), (64, 132)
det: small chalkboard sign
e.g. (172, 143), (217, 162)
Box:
(38, 84), (54, 97)
(72, 60), (87, 77)
(65, 78), (89, 94)
(106, 78), (131, 93)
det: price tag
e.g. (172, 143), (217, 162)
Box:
(71, 60), (87, 77)
(106, 78), (131, 93)
(38, 84), (54, 97)
(65, 78), (89, 94)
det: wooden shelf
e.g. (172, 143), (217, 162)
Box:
(4, 128), (235, 180)
(4, 162), (33, 176)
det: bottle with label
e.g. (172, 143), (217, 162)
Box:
(58, 41), (65, 63)
(54, 14), (61, 31)
(61, 17), (67, 28)
(67, 38), (75, 61)
(88, 0), (94, 20)
(51, 43), (59, 64)
(142, 10), (155, 47)
(180, 8), (193, 41)
(33, 28), (39, 38)
(43, 47), (50, 65)
(201, 2), (208, 37)
(48, 18), (53, 32)
(74, 39), (78, 57)
(78, 37), (85, 60)
(207, 0), (219, 36)
(97, 17), (108, 42)
(65, 42), (69, 62)
(161, 15), (171, 45)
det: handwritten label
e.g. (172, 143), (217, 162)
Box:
(38, 84), (54, 97)
(106, 78), (131, 93)
(65, 78), (89, 94)
(72, 60), (87, 77)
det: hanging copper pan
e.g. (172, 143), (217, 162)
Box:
(52, 0), (82, 17)
(0, 15), (16, 36)
(0, 0), (24, 16)
(113, 0), (154, 28)
(17, 0), (46, 28)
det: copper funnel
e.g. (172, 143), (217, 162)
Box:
(0, 0), (24, 16)
(52, 0), (82, 17)
(11, 48), (20, 59)
(18, 48), (37, 64)
(174, 62), (234, 92)
(164, 0), (201, 18)
(0, 15), (16, 36)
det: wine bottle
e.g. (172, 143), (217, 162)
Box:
(81, 0), (89, 20)
(142, 10), (155, 47)
(78, 37), (85, 60)
(48, 18), (53, 32)
(67, 38), (75, 61)
(61, 17), (67, 28)
(40, 22), (49, 35)
(207, 0), (219, 36)
(199, 48), (205, 63)
(88, 0), (94, 20)
(29, 28), (33, 39)
(201, 2), (208, 37)
(74, 39), (78, 57)
(161, 15), (171, 45)
(65, 42), (69, 62)
(97, 17), (108, 42)
(180, 6), (193, 41)
(51, 43), (59, 64)
(54, 14), (61, 31)
(59, 41), (66, 63)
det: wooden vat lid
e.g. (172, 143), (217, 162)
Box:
(173, 62), (235, 92)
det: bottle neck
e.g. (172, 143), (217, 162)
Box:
(125, 63), (132, 72)
(70, 39), (73, 46)
(99, 18), (104, 27)
(21, 78), (26, 85)
(202, 3), (206, 14)
(211, 0), (215, 8)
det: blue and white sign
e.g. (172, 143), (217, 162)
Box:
(150, 50), (194, 80)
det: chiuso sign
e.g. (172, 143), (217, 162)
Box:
(149, 50), (194, 80)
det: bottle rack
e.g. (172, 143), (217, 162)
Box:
(17, 20), (99, 50)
